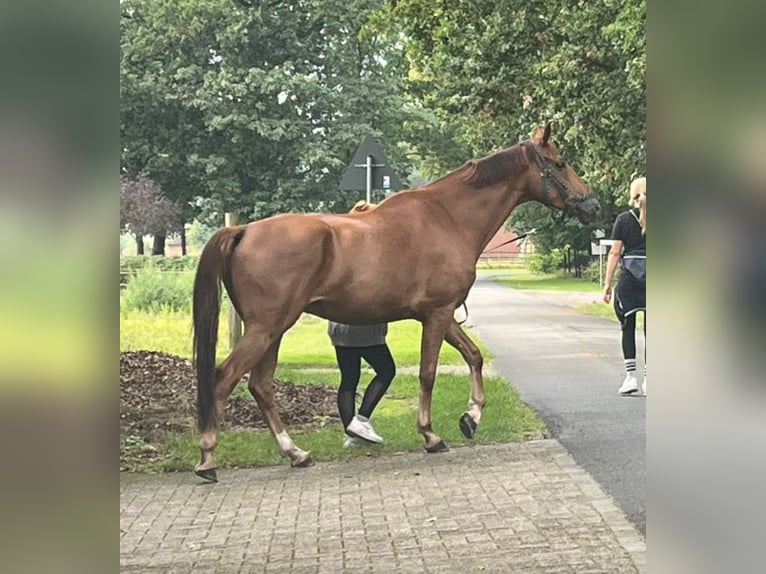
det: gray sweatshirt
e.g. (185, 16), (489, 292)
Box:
(327, 321), (388, 348)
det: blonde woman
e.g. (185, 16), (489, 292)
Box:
(603, 177), (646, 395)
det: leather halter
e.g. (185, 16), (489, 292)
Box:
(523, 141), (595, 218)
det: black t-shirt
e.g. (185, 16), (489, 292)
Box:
(610, 208), (645, 256)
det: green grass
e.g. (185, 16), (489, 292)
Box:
(120, 310), (197, 358)
(120, 306), (539, 473)
(120, 310), (492, 367)
(577, 303), (645, 329)
(283, 316), (492, 367)
(475, 259), (527, 270)
(577, 303), (615, 321)
(486, 270), (601, 292)
(157, 373), (545, 472)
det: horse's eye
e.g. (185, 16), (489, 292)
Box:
(555, 160), (566, 169)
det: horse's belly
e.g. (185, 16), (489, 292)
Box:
(305, 298), (412, 324)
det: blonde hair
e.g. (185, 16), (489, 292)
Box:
(629, 177), (646, 235)
(350, 200), (376, 213)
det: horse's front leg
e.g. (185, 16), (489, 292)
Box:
(444, 319), (485, 439)
(417, 309), (454, 453)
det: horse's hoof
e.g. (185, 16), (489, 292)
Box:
(194, 467), (218, 483)
(291, 453), (314, 468)
(459, 412), (477, 439)
(424, 440), (449, 453)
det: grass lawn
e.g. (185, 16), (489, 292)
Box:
(481, 269), (602, 292)
(158, 373), (544, 472)
(577, 302), (645, 329)
(120, 310), (491, 367)
(577, 302), (615, 321)
(120, 308), (543, 473)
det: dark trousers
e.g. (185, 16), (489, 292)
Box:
(620, 312), (646, 361)
(334, 344), (395, 429)
(615, 271), (646, 361)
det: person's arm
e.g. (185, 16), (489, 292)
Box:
(602, 239), (623, 303)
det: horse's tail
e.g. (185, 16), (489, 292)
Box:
(193, 225), (245, 433)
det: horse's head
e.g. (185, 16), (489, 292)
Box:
(526, 122), (600, 224)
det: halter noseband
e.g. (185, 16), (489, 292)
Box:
(523, 141), (594, 220)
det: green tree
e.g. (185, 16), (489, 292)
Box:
(120, 0), (422, 238)
(388, 0), (646, 267)
(120, 0), (220, 252)
(186, 219), (218, 253)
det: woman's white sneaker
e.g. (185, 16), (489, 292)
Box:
(618, 374), (639, 395)
(346, 415), (383, 443)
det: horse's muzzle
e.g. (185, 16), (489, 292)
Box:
(575, 196), (601, 224)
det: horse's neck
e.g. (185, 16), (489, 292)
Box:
(432, 170), (524, 256)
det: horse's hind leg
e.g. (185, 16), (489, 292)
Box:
(445, 319), (485, 439)
(195, 329), (275, 482)
(247, 336), (312, 468)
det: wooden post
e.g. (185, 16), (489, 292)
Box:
(225, 212), (242, 351)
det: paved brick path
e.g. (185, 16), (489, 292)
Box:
(120, 440), (645, 573)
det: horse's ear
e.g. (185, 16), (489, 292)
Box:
(532, 126), (544, 144)
(542, 121), (552, 146)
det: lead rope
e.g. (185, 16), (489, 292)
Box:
(456, 302), (469, 325)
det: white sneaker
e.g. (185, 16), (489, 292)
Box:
(618, 374), (639, 395)
(343, 433), (363, 448)
(346, 415), (383, 444)
(642, 377), (647, 396)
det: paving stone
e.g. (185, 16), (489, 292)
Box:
(121, 439), (645, 573)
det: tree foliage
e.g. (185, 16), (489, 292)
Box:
(120, 0), (645, 269)
(120, 0), (420, 226)
(388, 0), (646, 265)
(120, 174), (182, 254)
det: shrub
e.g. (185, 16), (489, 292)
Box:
(120, 255), (199, 288)
(526, 248), (564, 274)
(120, 255), (199, 273)
(121, 265), (195, 313)
(581, 258), (621, 284)
(581, 260), (601, 284)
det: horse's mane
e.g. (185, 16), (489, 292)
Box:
(464, 143), (528, 188)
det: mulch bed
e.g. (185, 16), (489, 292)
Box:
(120, 350), (340, 469)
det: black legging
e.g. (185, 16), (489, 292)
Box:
(334, 344), (396, 429)
(621, 312), (646, 360)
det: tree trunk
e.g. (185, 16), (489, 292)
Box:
(151, 233), (166, 256)
(180, 224), (187, 256)
(574, 249), (581, 278)
(135, 233), (144, 255)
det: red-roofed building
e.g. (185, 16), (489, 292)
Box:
(479, 228), (534, 263)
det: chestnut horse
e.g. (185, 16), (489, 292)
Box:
(192, 123), (599, 481)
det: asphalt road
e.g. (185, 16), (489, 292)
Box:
(465, 274), (646, 534)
